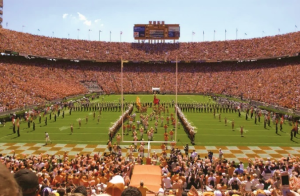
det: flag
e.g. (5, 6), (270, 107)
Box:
(153, 95), (160, 105)
(6, 22), (8, 27)
(236, 28), (238, 32)
(192, 32), (195, 35)
(110, 31), (111, 34)
(38, 29), (40, 31)
(245, 33), (247, 35)
(203, 31), (204, 35)
(77, 29), (80, 31)
(214, 30), (216, 33)
(136, 96), (141, 109)
(22, 25), (25, 27)
(278, 28), (280, 32)
(296, 25), (298, 28)
(225, 29), (227, 33)
(89, 29), (92, 32)
(120, 31), (123, 35)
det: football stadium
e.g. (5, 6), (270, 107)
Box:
(0, 1), (300, 195)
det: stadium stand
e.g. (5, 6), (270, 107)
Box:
(0, 28), (300, 61)
(1, 29), (300, 196)
(2, 145), (300, 196)
(0, 56), (300, 111)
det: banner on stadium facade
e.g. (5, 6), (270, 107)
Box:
(152, 87), (160, 91)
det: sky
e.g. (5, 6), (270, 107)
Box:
(2, 0), (300, 43)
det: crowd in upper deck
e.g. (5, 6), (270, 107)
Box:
(1, 28), (300, 62)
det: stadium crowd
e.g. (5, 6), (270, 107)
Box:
(0, 56), (300, 111)
(1, 29), (300, 61)
(1, 144), (300, 196)
(1, 14), (300, 196)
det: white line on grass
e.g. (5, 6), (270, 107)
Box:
(235, 128), (249, 133)
(0, 135), (11, 140)
(4, 133), (189, 135)
(59, 126), (69, 131)
(0, 140), (110, 143)
(41, 126), (111, 128)
(196, 141), (300, 145)
(3, 140), (298, 146)
(7, 133), (288, 138)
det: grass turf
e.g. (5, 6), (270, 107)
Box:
(0, 95), (299, 147)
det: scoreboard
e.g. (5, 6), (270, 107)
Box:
(134, 21), (180, 41)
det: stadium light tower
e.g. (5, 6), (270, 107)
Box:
(214, 30), (216, 41)
(192, 31), (195, 42)
(88, 29), (92, 40)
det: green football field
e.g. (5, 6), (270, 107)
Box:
(0, 94), (299, 146)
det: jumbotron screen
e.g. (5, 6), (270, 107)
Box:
(134, 21), (180, 40)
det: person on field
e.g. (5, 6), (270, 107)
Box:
(45, 132), (51, 145)
(79, 118), (82, 128)
(240, 126), (244, 137)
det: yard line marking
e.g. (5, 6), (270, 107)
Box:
(0, 133), (189, 135)
(59, 126), (69, 131)
(0, 135), (11, 140)
(235, 128), (249, 133)
(0, 140), (111, 143)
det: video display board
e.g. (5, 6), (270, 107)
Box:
(134, 26), (145, 37)
(134, 22), (180, 40)
(168, 27), (180, 38)
(149, 30), (164, 38)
